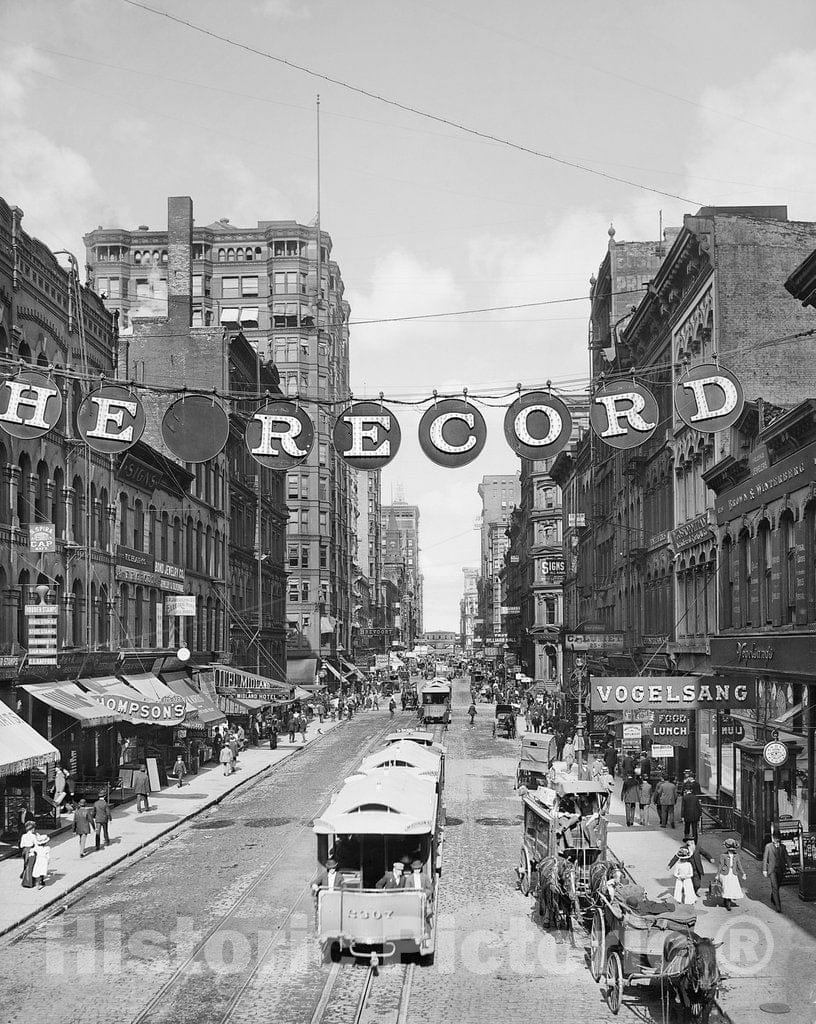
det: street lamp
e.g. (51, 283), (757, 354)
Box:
(573, 652), (586, 768)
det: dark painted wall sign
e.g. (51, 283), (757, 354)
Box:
(162, 395), (229, 463)
(713, 440), (816, 525)
(669, 511), (714, 552)
(588, 675), (756, 711)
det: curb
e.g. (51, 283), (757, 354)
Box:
(0, 722), (344, 940)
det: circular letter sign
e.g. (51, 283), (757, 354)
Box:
(333, 400), (401, 470)
(675, 362), (744, 433)
(161, 395), (230, 463)
(245, 399), (314, 469)
(590, 380), (659, 450)
(503, 391), (572, 461)
(0, 369), (63, 440)
(78, 385), (145, 454)
(418, 398), (486, 468)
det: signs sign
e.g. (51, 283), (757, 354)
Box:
(651, 745), (674, 758)
(675, 362), (744, 433)
(669, 511), (714, 552)
(418, 398), (487, 468)
(165, 595), (196, 617)
(332, 400), (400, 469)
(653, 710), (690, 746)
(590, 381), (659, 450)
(0, 370), (63, 439)
(161, 395), (230, 463)
(77, 385), (145, 454)
(713, 440), (816, 525)
(566, 632), (625, 651)
(29, 524), (55, 552)
(503, 391), (572, 460)
(622, 723), (642, 742)
(245, 399), (314, 469)
(588, 675), (756, 711)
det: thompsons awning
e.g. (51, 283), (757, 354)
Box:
(121, 673), (179, 702)
(20, 682), (123, 727)
(287, 657), (318, 686)
(163, 677), (227, 727)
(339, 656), (363, 679)
(80, 676), (186, 728)
(0, 704), (60, 777)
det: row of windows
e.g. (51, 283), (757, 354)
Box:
(287, 544), (329, 569)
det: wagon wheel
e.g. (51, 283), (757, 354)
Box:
(589, 909), (605, 982)
(605, 951), (623, 1015)
(518, 850), (531, 896)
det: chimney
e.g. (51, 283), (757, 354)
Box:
(167, 196), (193, 331)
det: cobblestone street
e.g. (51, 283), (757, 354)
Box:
(1, 680), (728, 1024)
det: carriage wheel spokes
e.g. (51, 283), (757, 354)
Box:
(589, 910), (605, 982)
(606, 951), (623, 1015)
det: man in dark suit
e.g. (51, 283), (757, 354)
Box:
(375, 862), (404, 889)
(762, 832), (791, 912)
(133, 766), (150, 813)
(681, 788), (702, 843)
(93, 792), (112, 850)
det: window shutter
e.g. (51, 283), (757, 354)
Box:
(795, 519), (810, 624)
(749, 536), (760, 626)
(770, 527), (783, 627)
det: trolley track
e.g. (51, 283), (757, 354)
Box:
(128, 716), (402, 1024)
(310, 960), (414, 1024)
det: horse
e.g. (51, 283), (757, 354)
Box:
(535, 855), (578, 941)
(663, 932), (720, 1023)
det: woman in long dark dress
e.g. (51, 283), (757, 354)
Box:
(19, 821), (38, 887)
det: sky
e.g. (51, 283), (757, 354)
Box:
(3, 0), (816, 630)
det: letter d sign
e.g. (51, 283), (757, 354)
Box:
(675, 362), (744, 433)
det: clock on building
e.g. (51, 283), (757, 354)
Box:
(763, 740), (788, 768)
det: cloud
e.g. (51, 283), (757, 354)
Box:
(684, 50), (816, 220)
(0, 46), (50, 110)
(255, 0), (311, 21)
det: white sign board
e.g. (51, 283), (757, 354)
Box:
(622, 723), (642, 742)
(165, 595), (196, 617)
(651, 744), (674, 758)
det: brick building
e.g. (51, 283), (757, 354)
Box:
(477, 474), (520, 651)
(84, 207), (354, 672)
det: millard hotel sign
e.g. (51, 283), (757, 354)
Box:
(589, 676), (756, 711)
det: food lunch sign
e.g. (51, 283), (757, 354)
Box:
(589, 676), (756, 711)
(0, 364), (746, 469)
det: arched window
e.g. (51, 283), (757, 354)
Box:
(782, 512), (796, 624)
(34, 461), (49, 520)
(738, 529), (751, 627)
(119, 493), (129, 547)
(133, 498), (144, 551)
(72, 578), (84, 647)
(99, 487), (109, 550)
(721, 535), (733, 629)
(195, 521), (203, 572)
(173, 516), (181, 563)
(227, 248), (235, 262)
(218, 248), (226, 263)
(186, 516), (194, 568)
(17, 453), (32, 525)
(18, 340), (32, 363)
(17, 569), (30, 647)
(161, 511), (169, 560)
(134, 587), (144, 647)
(52, 466), (65, 538)
(147, 505), (156, 555)
(71, 474), (83, 542)
(98, 584), (109, 646)
(0, 441), (8, 525)
(148, 588), (157, 647)
(758, 519), (772, 625)
(119, 583), (130, 647)
(205, 525), (213, 574)
(89, 482), (97, 546)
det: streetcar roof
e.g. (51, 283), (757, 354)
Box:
(422, 680), (451, 692)
(314, 768), (438, 835)
(382, 731), (447, 752)
(360, 740), (442, 773)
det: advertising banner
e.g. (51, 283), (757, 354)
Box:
(589, 675), (756, 711)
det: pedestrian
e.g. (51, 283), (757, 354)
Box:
(133, 764), (151, 812)
(173, 755), (186, 788)
(468, 702), (477, 726)
(52, 763), (68, 817)
(682, 772), (702, 796)
(604, 745), (618, 779)
(64, 769), (76, 810)
(718, 837), (747, 910)
(16, 801), (35, 847)
(681, 786), (702, 843)
(287, 712), (296, 743)
(762, 830), (791, 913)
(622, 774), (639, 827)
(656, 775), (678, 829)
(532, 710), (542, 734)
(72, 798), (94, 858)
(620, 751), (635, 780)
(318, 702), (325, 723)
(219, 744), (233, 775)
(236, 723), (245, 749)
(562, 735), (576, 766)
(671, 845), (696, 905)
(20, 823), (50, 888)
(212, 731), (222, 763)
(93, 791), (112, 850)
(229, 732), (239, 764)
(269, 718), (278, 750)
(638, 752), (652, 782)
(251, 720), (260, 747)
(389, 697), (396, 717)
(637, 775), (652, 825)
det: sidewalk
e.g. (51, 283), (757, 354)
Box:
(0, 716), (342, 938)
(606, 787), (814, 1020)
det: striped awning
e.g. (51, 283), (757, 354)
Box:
(0, 704), (60, 777)
(20, 682), (123, 727)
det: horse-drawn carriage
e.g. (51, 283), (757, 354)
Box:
(492, 702), (519, 738)
(516, 772), (609, 917)
(515, 733), (557, 789)
(588, 888), (718, 1020)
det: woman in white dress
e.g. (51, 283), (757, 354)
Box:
(671, 846), (696, 904)
(718, 837), (747, 910)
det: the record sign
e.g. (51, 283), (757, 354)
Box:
(77, 385), (145, 454)
(161, 395), (230, 463)
(245, 399), (314, 469)
(590, 380), (659, 450)
(504, 391), (572, 460)
(333, 401), (401, 469)
(0, 370), (63, 440)
(418, 398), (487, 468)
(675, 362), (744, 433)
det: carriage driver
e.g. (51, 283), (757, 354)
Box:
(556, 794), (601, 850)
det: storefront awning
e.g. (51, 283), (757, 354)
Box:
(121, 673), (179, 702)
(20, 682), (123, 727)
(323, 662), (347, 685)
(320, 616), (336, 635)
(339, 656), (364, 679)
(287, 657), (317, 686)
(0, 704), (60, 777)
(163, 677), (227, 727)
(225, 695), (270, 712)
(80, 676), (185, 728)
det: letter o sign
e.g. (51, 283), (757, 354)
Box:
(674, 362), (744, 433)
(418, 398), (486, 468)
(503, 391), (572, 460)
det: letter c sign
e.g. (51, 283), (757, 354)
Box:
(418, 398), (487, 468)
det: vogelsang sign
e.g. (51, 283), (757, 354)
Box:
(589, 676), (755, 711)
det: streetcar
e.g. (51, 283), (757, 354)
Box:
(382, 729), (447, 753)
(313, 762), (444, 964)
(359, 737), (446, 791)
(516, 771), (609, 901)
(418, 680), (451, 726)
